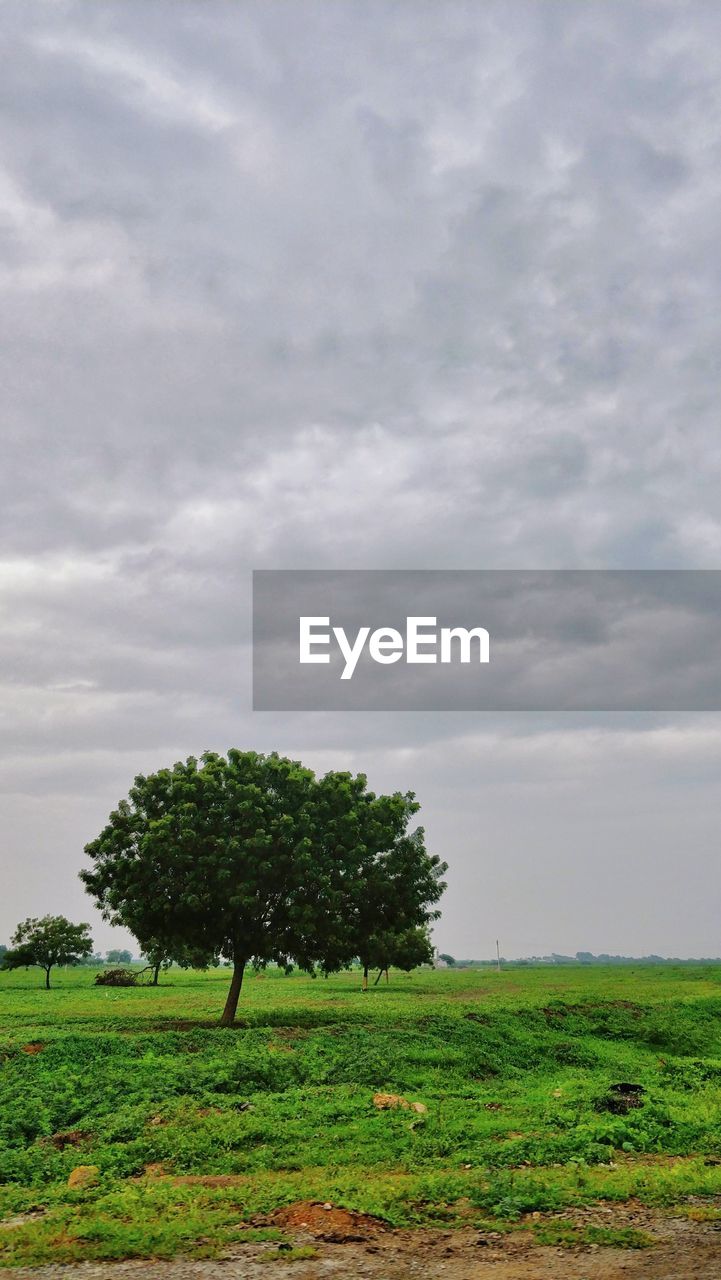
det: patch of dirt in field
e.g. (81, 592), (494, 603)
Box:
(7, 1206), (721, 1280)
(41, 1129), (92, 1150)
(20, 1040), (45, 1054)
(269, 1201), (383, 1242)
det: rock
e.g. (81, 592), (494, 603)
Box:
(67, 1165), (100, 1189)
(373, 1092), (427, 1113)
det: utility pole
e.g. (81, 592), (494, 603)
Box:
(496, 939), (501, 974)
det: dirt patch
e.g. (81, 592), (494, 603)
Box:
(10, 1211), (721, 1279)
(41, 1129), (91, 1150)
(0, 1209), (45, 1231)
(269, 1200), (384, 1242)
(21, 1041), (45, 1054)
(596, 1081), (647, 1114)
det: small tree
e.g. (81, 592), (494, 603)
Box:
(106, 949), (133, 965)
(1, 916), (93, 989)
(349, 821), (447, 990)
(140, 943), (171, 987)
(138, 940), (207, 985)
(370, 926), (434, 985)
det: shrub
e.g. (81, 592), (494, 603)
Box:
(94, 969), (138, 987)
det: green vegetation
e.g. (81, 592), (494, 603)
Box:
(531, 1219), (654, 1248)
(1, 963), (720, 1267)
(1, 917), (93, 990)
(81, 750), (446, 1024)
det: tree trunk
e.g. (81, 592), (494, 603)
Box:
(152, 963), (160, 986)
(385, 968), (389, 984)
(373, 968), (383, 986)
(362, 964), (368, 992)
(45, 967), (51, 990)
(219, 960), (246, 1026)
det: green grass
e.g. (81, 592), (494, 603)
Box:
(1, 964), (721, 1266)
(532, 1219), (655, 1249)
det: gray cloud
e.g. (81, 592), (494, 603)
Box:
(1, 1), (721, 955)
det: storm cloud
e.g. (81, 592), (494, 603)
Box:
(2, 1), (721, 956)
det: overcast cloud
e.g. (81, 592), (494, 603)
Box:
(2, 1), (721, 958)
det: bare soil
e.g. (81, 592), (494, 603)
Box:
(6, 1204), (721, 1280)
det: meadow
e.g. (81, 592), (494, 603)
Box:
(1, 963), (721, 1268)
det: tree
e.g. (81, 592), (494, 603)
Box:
(106, 949), (133, 965)
(370, 926), (434, 984)
(0, 945), (6, 963)
(81, 750), (446, 1025)
(346, 817), (447, 990)
(438, 953), (456, 967)
(1, 916), (93, 989)
(139, 942), (171, 987)
(138, 939), (207, 986)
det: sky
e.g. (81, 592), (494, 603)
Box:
(2, 0), (721, 959)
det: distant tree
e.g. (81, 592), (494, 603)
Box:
(138, 939), (208, 985)
(370, 926), (434, 984)
(106, 949), (133, 965)
(139, 942), (171, 986)
(0, 945), (6, 963)
(438, 953), (456, 967)
(1, 916), (93, 989)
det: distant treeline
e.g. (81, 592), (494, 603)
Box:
(450, 952), (721, 967)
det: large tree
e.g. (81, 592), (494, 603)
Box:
(1, 916), (93, 988)
(81, 750), (445, 1025)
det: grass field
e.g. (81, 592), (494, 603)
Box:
(1, 963), (721, 1268)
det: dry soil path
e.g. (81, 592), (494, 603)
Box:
(6, 1207), (721, 1280)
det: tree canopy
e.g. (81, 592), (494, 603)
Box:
(81, 749), (446, 1024)
(368, 926), (434, 985)
(1, 916), (93, 988)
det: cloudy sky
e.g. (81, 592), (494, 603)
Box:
(2, 0), (721, 959)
